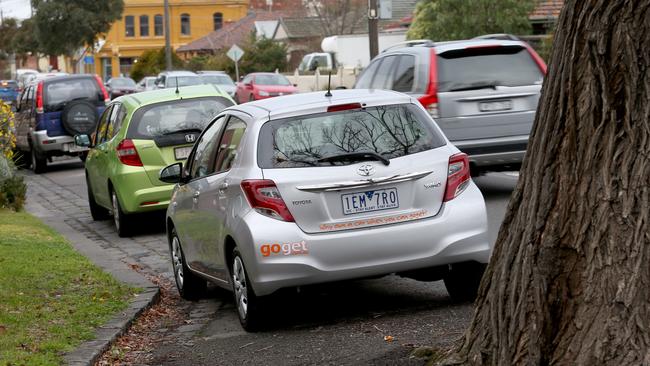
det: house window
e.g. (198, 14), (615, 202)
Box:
(154, 14), (163, 36)
(213, 12), (223, 31)
(180, 13), (190, 35)
(125, 15), (135, 37)
(140, 15), (149, 36)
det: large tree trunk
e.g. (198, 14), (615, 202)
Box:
(441, 1), (650, 365)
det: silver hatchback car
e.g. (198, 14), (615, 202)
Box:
(161, 89), (490, 330)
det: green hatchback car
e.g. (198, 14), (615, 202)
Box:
(75, 85), (234, 236)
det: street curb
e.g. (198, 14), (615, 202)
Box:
(24, 194), (162, 366)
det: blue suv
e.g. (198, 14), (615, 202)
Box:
(14, 74), (108, 173)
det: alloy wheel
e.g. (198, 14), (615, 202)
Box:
(232, 256), (248, 319)
(171, 236), (184, 289)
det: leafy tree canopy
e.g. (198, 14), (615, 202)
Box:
(0, 18), (20, 55)
(130, 48), (183, 82)
(407, 0), (535, 41)
(31, 0), (124, 55)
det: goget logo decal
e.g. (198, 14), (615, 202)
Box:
(260, 241), (309, 257)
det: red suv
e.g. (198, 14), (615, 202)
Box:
(235, 72), (298, 103)
(354, 38), (547, 174)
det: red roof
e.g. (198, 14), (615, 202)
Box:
(530, 0), (564, 20)
(177, 11), (293, 53)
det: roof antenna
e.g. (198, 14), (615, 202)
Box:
(175, 77), (179, 95)
(324, 71), (332, 97)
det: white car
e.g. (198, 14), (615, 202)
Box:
(160, 89), (490, 330)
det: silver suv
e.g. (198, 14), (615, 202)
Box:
(160, 89), (490, 330)
(354, 38), (547, 174)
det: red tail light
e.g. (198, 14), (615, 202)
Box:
(524, 44), (548, 75)
(241, 180), (295, 222)
(418, 48), (439, 118)
(444, 153), (470, 202)
(94, 74), (110, 103)
(116, 139), (143, 166)
(36, 81), (44, 113)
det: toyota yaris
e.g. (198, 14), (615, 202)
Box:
(160, 89), (491, 330)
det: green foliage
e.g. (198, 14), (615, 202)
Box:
(187, 34), (289, 80)
(0, 210), (137, 364)
(0, 101), (16, 159)
(407, 0), (535, 41)
(0, 175), (26, 211)
(239, 35), (288, 74)
(130, 48), (184, 82)
(32, 0), (124, 55)
(12, 18), (41, 55)
(0, 18), (20, 55)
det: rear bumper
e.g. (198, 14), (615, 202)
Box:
(452, 134), (529, 167)
(31, 130), (89, 154)
(113, 167), (174, 213)
(232, 182), (490, 296)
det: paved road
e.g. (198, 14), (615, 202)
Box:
(23, 159), (516, 365)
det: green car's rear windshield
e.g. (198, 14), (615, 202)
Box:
(127, 96), (233, 139)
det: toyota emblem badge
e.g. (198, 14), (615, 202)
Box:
(357, 164), (375, 177)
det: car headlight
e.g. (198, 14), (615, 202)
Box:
(258, 90), (270, 96)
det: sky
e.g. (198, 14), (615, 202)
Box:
(0, 0), (31, 21)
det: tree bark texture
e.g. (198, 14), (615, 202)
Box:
(442, 1), (650, 365)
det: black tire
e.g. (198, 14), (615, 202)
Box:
(31, 148), (46, 174)
(231, 248), (264, 331)
(111, 188), (133, 237)
(443, 261), (487, 302)
(170, 227), (206, 300)
(61, 100), (98, 136)
(79, 151), (88, 162)
(86, 174), (110, 221)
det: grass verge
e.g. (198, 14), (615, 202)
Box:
(0, 210), (138, 365)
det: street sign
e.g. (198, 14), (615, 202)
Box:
(227, 44), (244, 62)
(378, 0), (392, 19)
(84, 56), (94, 65)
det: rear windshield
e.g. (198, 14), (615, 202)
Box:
(127, 96), (233, 139)
(258, 104), (446, 168)
(255, 74), (291, 86)
(111, 78), (136, 87)
(436, 46), (543, 92)
(167, 76), (203, 88)
(44, 78), (102, 110)
(202, 75), (234, 86)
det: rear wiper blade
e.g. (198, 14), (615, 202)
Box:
(317, 152), (390, 166)
(163, 127), (202, 135)
(449, 81), (499, 92)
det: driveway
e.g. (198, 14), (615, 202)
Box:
(23, 159), (516, 365)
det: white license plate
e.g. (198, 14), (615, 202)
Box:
(341, 188), (399, 215)
(67, 143), (87, 153)
(479, 100), (512, 112)
(174, 146), (193, 160)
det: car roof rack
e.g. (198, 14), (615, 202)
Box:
(381, 39), (435, 53)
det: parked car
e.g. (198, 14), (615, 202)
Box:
(353, 38), (547, 174)
(197, 71), (236, 99)
(136, 76), (157, 92)
(74, 84), (234, 237)
(14, 74), (109, 173)
(160, 89), (490, 331)
(155, 71), (204, 89)
(234, 72), (298, 103)
(0, 80), (19, 107)
(16, 69), (39, 93)
(105, 77), (137, 99)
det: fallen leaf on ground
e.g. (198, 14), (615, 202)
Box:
(384, 335), (395, 343)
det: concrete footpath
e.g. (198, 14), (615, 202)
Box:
(24, 169), (162, 366)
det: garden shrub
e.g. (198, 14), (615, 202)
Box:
(0, 101), (26, 210)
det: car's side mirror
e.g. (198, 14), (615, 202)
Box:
(159, 162), (183, 184)
(74, 134), (91, 147)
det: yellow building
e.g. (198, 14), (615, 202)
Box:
(93, 0), (249, 80)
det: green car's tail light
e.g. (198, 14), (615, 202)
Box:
(241, 180), (295, 222)
(116, 139), (143, 167)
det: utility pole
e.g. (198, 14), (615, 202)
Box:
(164, 0), (172, 71)
(368, 0), (379, 59)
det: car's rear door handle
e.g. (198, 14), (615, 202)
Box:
(219, 182), (229, 191)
